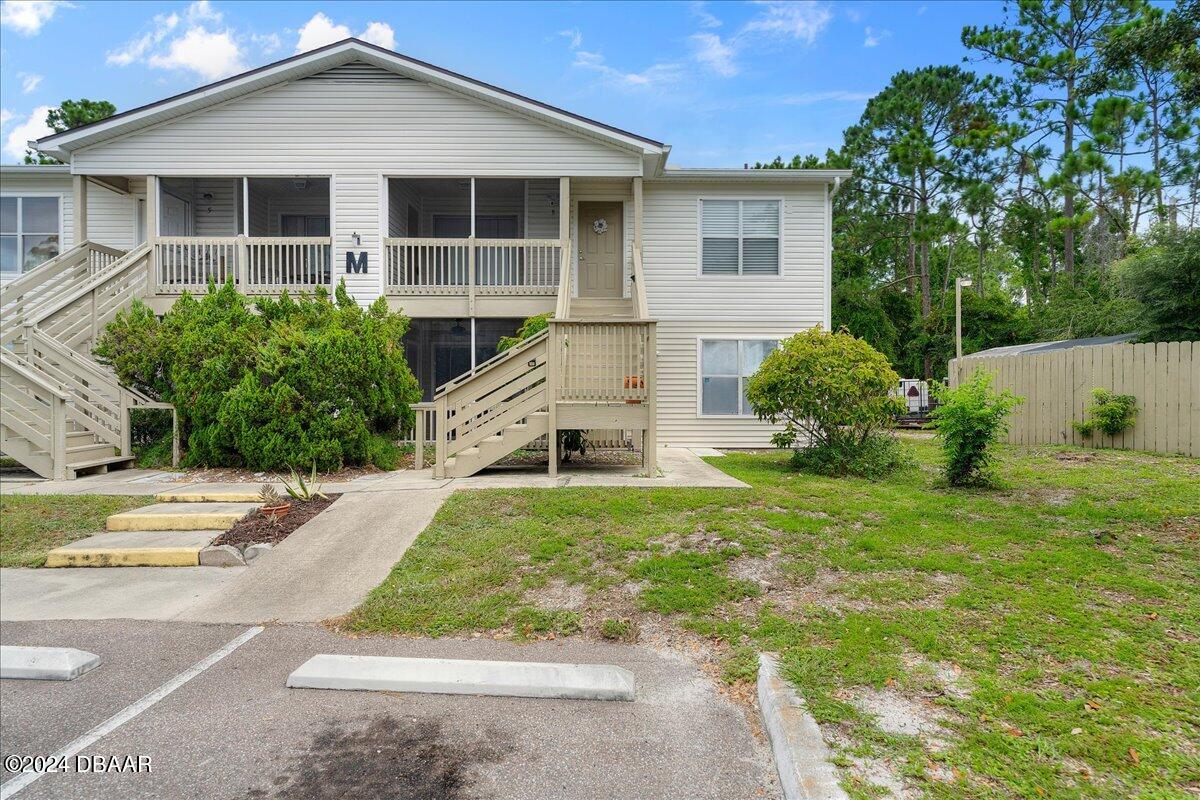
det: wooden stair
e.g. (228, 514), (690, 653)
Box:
(445, 411), (549, 477)
(0, 242), (168, 480)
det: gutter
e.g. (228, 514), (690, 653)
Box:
(830, 175), (845, 197)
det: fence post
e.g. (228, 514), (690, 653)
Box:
(120, 395), (132, 456)
(467, 237), (476, 316)
(171, 408), (180, 468)
(547, 320), (559, 478)
(434, 396), (447, 479)
(51, 396), (68, 480)
(415, 407), (425, 472)
(236, 235), (248, 290)
(643, 321), (657, 476)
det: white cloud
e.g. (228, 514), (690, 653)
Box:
(844, 7), (862, 22)
(689, 1), (722, 29)
(20, 72), (42, 93)
(691, 33), (737, 77)
(917, 5), (927, 14)
(295, 12), (350, 53)
(359, 21), (394, 50)
(863, 26), (890, 47)
(185, 0), (220, 24)
(572, 50), (683, 88)
(775, 90), (873, 105)
(106, 11), (180, 67)
(3, 105), (52, 161)
(0, 0), (71, 36)
(252, 31), (281, 55)
(0, 108), (14, 127)
(148, 26), (246, 80)
(558, 28), (582, 49)
(741, 0), (832, 45)
(294, 12), (392, 53)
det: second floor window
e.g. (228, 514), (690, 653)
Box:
(700, 199), (780, 276)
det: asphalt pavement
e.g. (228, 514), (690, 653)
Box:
(1, 620), (779, 800)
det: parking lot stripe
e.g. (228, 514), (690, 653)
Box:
(0, 626), (263, 799)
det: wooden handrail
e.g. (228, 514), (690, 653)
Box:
(0, 241), (123, 303)
(433, 327), (549, 398)
(554, 237), (573, 318)
(26, 243), (151, 328)
(0, 350), (71, 400)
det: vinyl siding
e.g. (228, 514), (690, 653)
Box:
(1, 173), (137, 251)
(71, 65), (642, 177)
(334, 172), (382, 300)
(642, 180), (829, 447)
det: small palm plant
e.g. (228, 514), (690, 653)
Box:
(280, 461), (329, 502)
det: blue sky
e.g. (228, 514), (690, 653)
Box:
(0, 0), (1010, 166)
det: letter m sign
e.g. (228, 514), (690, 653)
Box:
(345, 251), (369, 274)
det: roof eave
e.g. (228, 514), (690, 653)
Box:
(650, 168), (852, 182)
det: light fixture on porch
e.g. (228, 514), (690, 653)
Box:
(546, 194), (557, 213)
(291, 178), (309, 191)
(202, 193), (213, 214)
(352, 231), (361, 246)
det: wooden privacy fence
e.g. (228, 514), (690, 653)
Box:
(949, 340), (1199, 457)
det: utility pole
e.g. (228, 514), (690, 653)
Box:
(955, 277), (972, 361)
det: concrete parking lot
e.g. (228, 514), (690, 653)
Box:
(1, 620), (779, 800)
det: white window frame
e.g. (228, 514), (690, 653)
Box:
(695, 197), (784, 278)
(0, 193), (64, 277)
(696, 336), (781, 418)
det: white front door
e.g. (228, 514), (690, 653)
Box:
(160, 192), (191, 236)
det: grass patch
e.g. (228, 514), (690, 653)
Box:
(0, 494), (157, 567)
(344, 441), (1200, 798)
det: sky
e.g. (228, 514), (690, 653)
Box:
(0, 0), (1013, 166)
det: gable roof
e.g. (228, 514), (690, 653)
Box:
(35, 38), (665, 161)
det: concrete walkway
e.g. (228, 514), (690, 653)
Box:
(0, 446), (747, 496)
(2, 488), (452, 624)
(1, 448), (746, 625)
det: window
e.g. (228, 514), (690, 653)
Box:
(700, 339), (778, 415)
(1, 196), (60, 280)
(700, 199), (780, 276)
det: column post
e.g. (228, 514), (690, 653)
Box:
(73, 175), (88, 245)
(468, 178), (476, 315)
(643, 321), (658, 475)
(146, 176), (159, 291)
(547, 319), (559, 478)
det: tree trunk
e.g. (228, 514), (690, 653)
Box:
(920, 240), (931, 318)
(906, 192), (917, 295)
(1062, 78), (1076, 283)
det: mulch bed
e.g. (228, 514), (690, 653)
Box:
(213, 494), (339, 548)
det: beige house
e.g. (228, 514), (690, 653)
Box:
(1, 39), (847, 480)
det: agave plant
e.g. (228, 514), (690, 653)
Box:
(280, 461), (328, 502)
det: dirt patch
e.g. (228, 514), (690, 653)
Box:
(245, 714), (510, 800)
(1053, 451), (1097, 464)
(214, 495), (339, 547)
(523, 579), (586, 611)
(848, 687), (955, 748)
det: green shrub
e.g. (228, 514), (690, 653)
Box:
(94, 280), (420, 472)
(931, 369), (1022, 486)
(1117, 227), (1200, 342)
(1073, 388), (1138, 437)
(790, 431), (909, 478)
(745, 326), (905, 476)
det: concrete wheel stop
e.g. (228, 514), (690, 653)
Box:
(1, 646), (101, 681)
(287, 654), (636, 701)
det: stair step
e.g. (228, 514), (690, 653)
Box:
(44, 530), (222, 568)
(105, 502), (259, 532)
(68, 454), (136, 477)
(66, 443), (119, 463)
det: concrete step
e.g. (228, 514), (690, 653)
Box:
(44, 530), (222, 567)
(154, 490), (266, 503)
(68, 454), (136, 478)
(105, 502), (258, 532)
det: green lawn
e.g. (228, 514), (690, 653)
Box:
(0, 494), (156, 567)
(345, 440), (1199, 799)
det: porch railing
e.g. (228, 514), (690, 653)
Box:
(154, 236), (332, 294)
(385, 237), (565, 295)
(552, 319), (653, 403)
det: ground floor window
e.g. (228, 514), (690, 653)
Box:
(1, 195), (60, 280)
(699, 338), (778, 416)
(403, 317), (524, 400)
